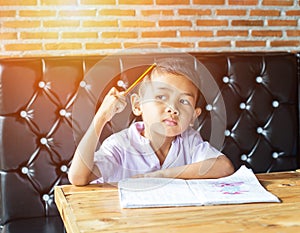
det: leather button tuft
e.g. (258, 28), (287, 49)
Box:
(241, 154), (248, 161)
(42, 194), (50, 202)
(60, 165), (68, 173)
(40, 137), (48, 145)
(59, 109), (67, 116)
(20, 111), (27, 118)
(256, 76), (263, 83)
(80, 80), (87, 87)
(257, 127), (264, 134)
(272, 100), (279, 108)
(117, 80), (127, 89)
(21, 167), (29, 174)
(223, 76), (230, 83)
(240, 103), (246, 109)
(272, 152), (279, 159)
(224, 129), (231, 136)
(38, 81), (46, 88)
(206, 104), (213, 111)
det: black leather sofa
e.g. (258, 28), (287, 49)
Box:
(0, 52), (299, 232)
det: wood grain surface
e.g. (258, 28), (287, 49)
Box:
(55, 171), (300, 233)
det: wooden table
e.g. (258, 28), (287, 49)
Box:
(55, 171), (300, 233)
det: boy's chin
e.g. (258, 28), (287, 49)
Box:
(146, 122), (185, 137)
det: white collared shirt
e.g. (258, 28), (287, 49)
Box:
(94, 122), (221, 183)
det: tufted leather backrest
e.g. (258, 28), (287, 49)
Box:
(0, 52), (299, 225)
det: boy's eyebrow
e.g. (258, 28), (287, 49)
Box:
(155, 86), (196, 99)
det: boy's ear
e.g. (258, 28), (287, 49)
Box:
(192, 107), (202, 123)
(130, 93), (142, 116)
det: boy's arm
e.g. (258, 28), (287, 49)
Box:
(134, 155), (234, 179)
(68, 87), (127, 186)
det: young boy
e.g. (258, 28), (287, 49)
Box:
(68, 58), (234, 185)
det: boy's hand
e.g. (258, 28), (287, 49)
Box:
(96, 87), (127, 122)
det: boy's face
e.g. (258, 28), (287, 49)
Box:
(133, 70), (201, 139)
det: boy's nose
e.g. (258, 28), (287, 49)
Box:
(165, 105), (179, 115)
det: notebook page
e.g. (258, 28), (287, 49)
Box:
(118, 177), (204, 208)
(187, 166), (280, 205)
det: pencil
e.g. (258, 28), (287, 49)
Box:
(123, 63), (156, 95)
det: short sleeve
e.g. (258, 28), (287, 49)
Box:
(94, 136), (123, 183)
(183, 127), (222, 163)
(191, 141), (222, 163)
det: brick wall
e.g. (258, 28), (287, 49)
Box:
(0, 0), (299, 57)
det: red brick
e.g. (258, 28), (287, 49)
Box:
(286, 10), (300, 16)
(142, 31), (176, 38)
(59, 10), (97, 17)
(62, 32), (98, 39)
(80, 0), (115, 4)
(229, 0), (258, 5)
(123, 42), (159, 48)
(216, 9), (247, 16)
(0, 32), (17, 39)
(251, 30), (282, 37)
(120, 20), (155, 27)
(198, 41), (231, 47)
(196, 20), (228, 26)
(45, 43), (82, 50)
(156, 0), (189, 4)
(0, 11), (16, 17)
(141, 10), (174, 16)
(83, 20), (118, 27)
(217, 30), (248, 36)
(262, 0), (294, 6)
(270, 40), (300, 47)
(86, 42), (122, 49)
(194, 0), (225, 4)
(21, 32), (58, 39)
(178, 9), (211, 16)
(19, 10), (56, 17)
(161, 42), (194, 48)
(43, 20), (80, 27)
(3, 20), (40, 28)
(99, 9), (135, 16)
(250, 10), (280, 16)
(41, 0), (77, 5)
(0, 0), (36, 5)
(232, 20), (263, 26)
(268, 20), (297, 26)
(159, 20), (192, 27)
(180, 30), (213, 37)
(119, 0), (152, 4)
(101, 31), (138, 39)
(5, 43), (42, 51)
(286, 30), (300, 36)
(235, 41), (266, 47)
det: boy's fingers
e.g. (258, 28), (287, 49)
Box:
(108, 87), (117, 94)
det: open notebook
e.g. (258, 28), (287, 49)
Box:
(118, 165), (280, 208)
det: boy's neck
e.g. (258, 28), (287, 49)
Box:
(140, 124), (176, 165)
(149, 135), (175, 166)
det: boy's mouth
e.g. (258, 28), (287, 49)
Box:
(163, 118), (178, 126)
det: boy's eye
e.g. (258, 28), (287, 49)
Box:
(155, 95), (167, 101)
(180, 99), (191, 105)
